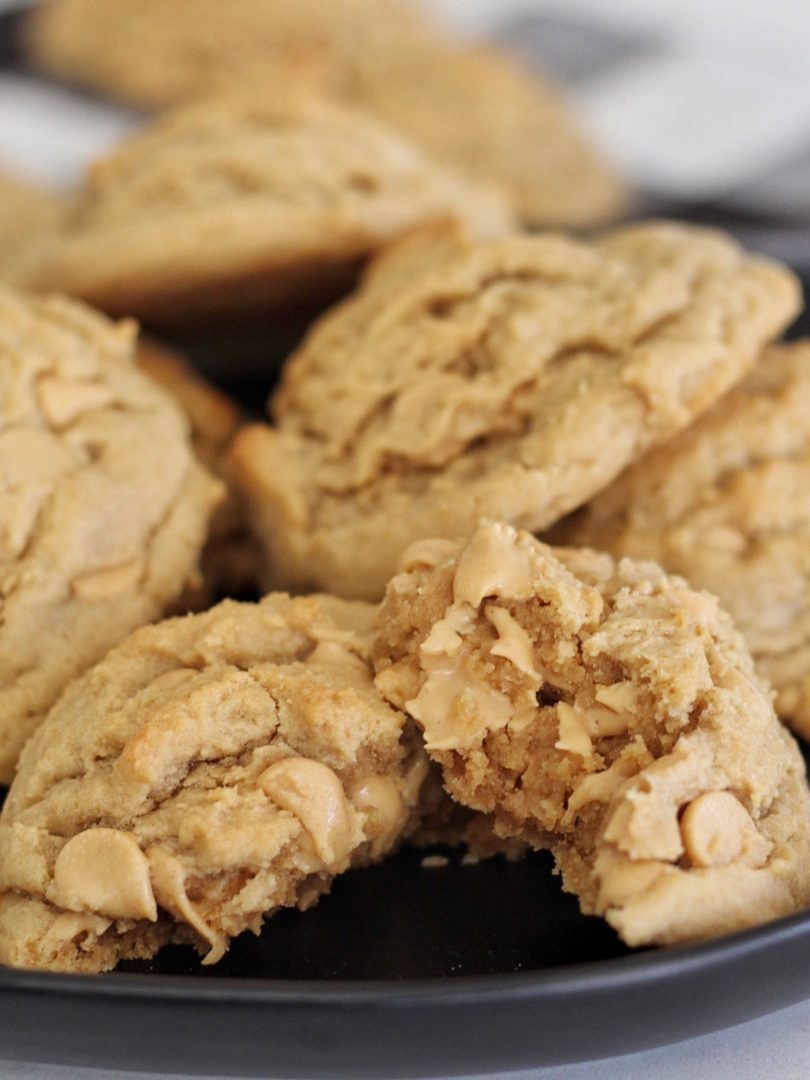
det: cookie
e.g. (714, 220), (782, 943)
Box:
(11, 95), (514, 322)
(372, 521), (810, 947)
(25, 0), (436, 110)
(229, 220), (800, 601)
(24, 2), (626, 229)
(552, 341), (810, 741)
(0, 593), (428, 973)
(135, 337), (259, 600)
(0, 171), (66, 276)
(0, 288), (223, 782)
(341, 42), (627, 228)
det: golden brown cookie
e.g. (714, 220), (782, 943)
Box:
(11, 95), (513, 322)
(25, 0), (436, 110)
(341, 42), (627, 229)
(0, 288), (222, 782)
(372, 521), (810, 947)
(229, 220), (800, 601)
(0, 171), (66, 276)
(24, 1), (626, 228)
(135, 337), (259, 600)
(552, 341), (810, 741)
(0, 593), (428, 973)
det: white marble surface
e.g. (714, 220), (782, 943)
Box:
(2, 995), (810, 1078)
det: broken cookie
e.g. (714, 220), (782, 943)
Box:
(372, 521), (810, 946)
(0, 593), (427, 972)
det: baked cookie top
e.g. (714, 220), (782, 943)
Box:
(554, 341), (810, 740)
(0, 593), (427, 973)
(25, 0), (436, 110)
(0, 288), (222, 782)
(230, 220), (800, 600)
(372, 522), (810, 946)
(343, 42), (627, 228)
(12, 95), (513, 321)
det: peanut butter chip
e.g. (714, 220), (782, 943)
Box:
(37, 376), (114, 428)
(42, 912), (112, 950)
(258, 758), (356, 868)
(0, 428), (73, 488)
(680, 791), (770, 869)
(52, 829), (157, 921)
(399, 538), (461, 572)
(555, 702), (593, 759)
(305, 640), (367, 676)
(453, 522), (534, 607)
(352, 774), (405, 857)
(147, 848), (226, 965)
(486, 605), (541, 679)
(71, 558), (143, 600)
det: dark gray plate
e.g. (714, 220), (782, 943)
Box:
(2, 846), (810, 1078)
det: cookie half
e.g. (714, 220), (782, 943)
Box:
(0, 288), (222, 781)
(553, 341), (810, 741)
(12, 95), (514, 322)
(372, 522), (810, 947)
(230, 220), (800, 600)
(0, 593), (427, 972)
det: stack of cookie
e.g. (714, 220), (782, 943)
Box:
(0, 0), (809, 975)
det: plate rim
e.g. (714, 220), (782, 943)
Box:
(3, 903), (810, 1005)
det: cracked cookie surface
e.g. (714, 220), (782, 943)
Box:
(0, 288), (222, 782)
(230, 220), (800, 600)
(0, 593), (427, 973)
(12, 95), (513, 322)
(372, 521), (810, 946)
(553, 341), (810, 742)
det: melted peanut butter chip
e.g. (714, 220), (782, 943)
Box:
(72, 558), (143, 600)
(680, 791), (771, 869)
(42, 912), (112, 949)
(305, 640), (367, 676)
(453, 522), (534, 607)
(258, 758), (356, 868)
(147, 848), (226, 965)
(486, 604), (541, 679)
(352, 775), (405, 858)
(37, 376), (114, 428)
(52, 829), (157, 921)
(555, 702), (593, 759)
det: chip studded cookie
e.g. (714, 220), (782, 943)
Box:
(230, 220), (800, 601)
(0, 288), (223, 782)
(553, 341), (810, 742)
(11, 95), (514, 322)
(25, 0), (437, 111)
(372, 522), (810, 947)
(0, 593), (428, 973)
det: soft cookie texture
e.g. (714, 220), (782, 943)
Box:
(553, 341), (810, 742)
(372, 522), (810, 947)
(230, 221), (800, 601)
(0, 593), (427, 973)
(11, 95), (513, 322)
(24, 0), (626, 228)
(0, 289), (222, 782)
